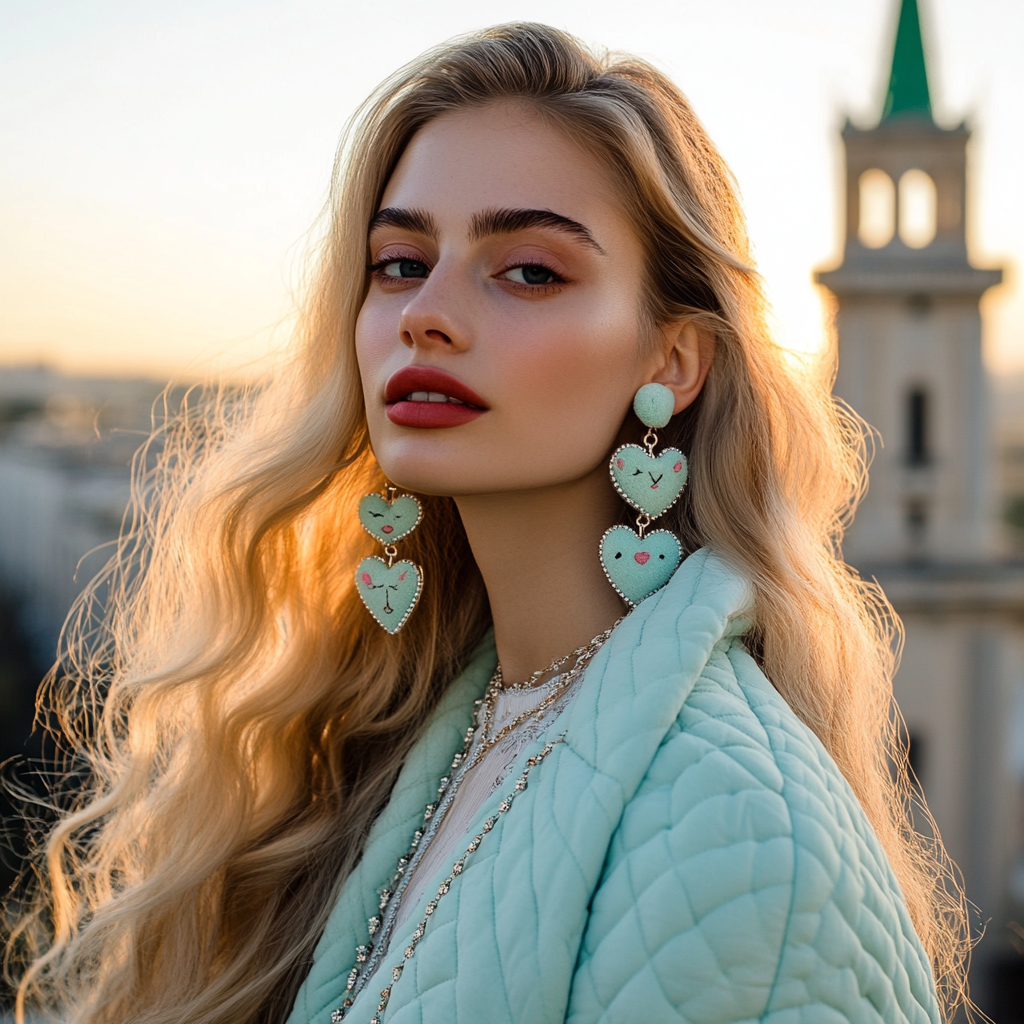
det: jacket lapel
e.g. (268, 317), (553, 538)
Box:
(292, 548), (753, 1024)
(287, 632), (495, 1023)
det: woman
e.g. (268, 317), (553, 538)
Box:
(9, 23), (967, 1024)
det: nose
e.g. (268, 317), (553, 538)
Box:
(398, 262), (470, 353)
(404, 327), (452, 348)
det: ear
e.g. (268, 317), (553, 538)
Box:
(647, 320), (715, 415)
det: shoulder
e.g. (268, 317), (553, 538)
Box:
(569, 635), (941, 1024)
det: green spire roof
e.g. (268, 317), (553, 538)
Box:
(882, 0), (933, 121)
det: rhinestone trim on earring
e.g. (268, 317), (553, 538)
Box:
(354, 484), (424, 635)
(599, 383), (686, 606)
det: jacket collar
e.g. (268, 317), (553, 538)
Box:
(555, 546), (753, 779)
(294, 548), (753, 1021)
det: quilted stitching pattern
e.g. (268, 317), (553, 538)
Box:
(567, 644), (938, 1024)
(286, 550), (940, 1024)
(287, 634), (496, 1024)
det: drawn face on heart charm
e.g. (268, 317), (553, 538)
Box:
(599, 525), (681, 606)
(609, 445), (688, 519)
(355, 556), (423, 634)
(358, 493), (422, 545)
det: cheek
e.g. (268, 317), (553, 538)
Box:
(354, 300), (405, 465)
(354, 300), (398, 402)
(502, 311), (642, 427)
(488, 306), (644, 477)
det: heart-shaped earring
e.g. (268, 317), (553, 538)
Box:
(600, 383), (686, 607)
(355, 484), (424, 634)
(600, 525), (682, 605)
(358, 492), (422, 544)
(610, 444), (688, 519)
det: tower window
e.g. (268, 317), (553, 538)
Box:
(906, 387), (930, 465)
(858, 169), (896, 248)
(899, 169), (937, 248)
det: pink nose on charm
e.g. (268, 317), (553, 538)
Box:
(634, 551), (650, 565)
(381, 524), (393, 534)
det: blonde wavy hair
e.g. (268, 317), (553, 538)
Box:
(7, 22), (969, 1024)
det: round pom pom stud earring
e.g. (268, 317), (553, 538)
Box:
(600, 382), (688, 606)
(354, 484), (424, 634)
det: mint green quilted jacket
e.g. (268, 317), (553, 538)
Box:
(286, 549), (940, 1024)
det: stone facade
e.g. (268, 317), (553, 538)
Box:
(816, 0), (1024, 1014)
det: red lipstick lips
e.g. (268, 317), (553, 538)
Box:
(385, 366), (488, 429)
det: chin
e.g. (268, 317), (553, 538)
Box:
(375, 443), (472, 497)
(377, 449), (515, 498)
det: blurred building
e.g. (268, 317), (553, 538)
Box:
(996, 372), (1024, 556)
(0, 365), (170, 660)
(816, 0), (1024, 1015)
(0, 366), (178, 1001)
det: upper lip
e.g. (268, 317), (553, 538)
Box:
(384, 366), (488, 408)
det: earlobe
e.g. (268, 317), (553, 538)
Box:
(649, 320), (714, 415)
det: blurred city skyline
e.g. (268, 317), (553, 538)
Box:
(1, 0), (1022, 379)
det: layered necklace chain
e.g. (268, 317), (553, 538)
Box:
(331, 620), (620, 1024)
(471, 619), (620, 770)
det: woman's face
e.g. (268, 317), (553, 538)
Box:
(356, 102), (663, 497)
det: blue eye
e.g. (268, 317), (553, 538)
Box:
(504, 265), (558, 285)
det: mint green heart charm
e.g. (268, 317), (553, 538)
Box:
(358, 493), (422, 544)
(609, 445), (687, 519)
(355, 556), (423, 634)
(599, 525), (681, 606)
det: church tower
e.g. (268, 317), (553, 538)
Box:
(817, 0), (1002, 563)
(818, 3), (1024, 1013)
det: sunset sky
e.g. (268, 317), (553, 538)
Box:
(2, 0), (1022, 379)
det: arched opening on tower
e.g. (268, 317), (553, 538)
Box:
(899, 169), (937, 247)
(858, 169), (896, 247)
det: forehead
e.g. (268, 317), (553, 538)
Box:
(379, 102), (625, 227)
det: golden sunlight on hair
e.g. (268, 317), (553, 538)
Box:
(7, 22), (969, 1024)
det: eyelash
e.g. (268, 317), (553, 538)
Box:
(367, 251), (426, 281)
(366, 254), (568, 292)
(502, 261), (567, 293)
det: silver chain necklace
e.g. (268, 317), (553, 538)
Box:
(330, 620), (619, 1024)
(474, 621), (621, 763)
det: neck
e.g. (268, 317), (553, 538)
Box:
(455, 463), (626, 684)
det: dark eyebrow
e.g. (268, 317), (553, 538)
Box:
(470, 207), (606, 254)
(367, 207), (439, 239)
